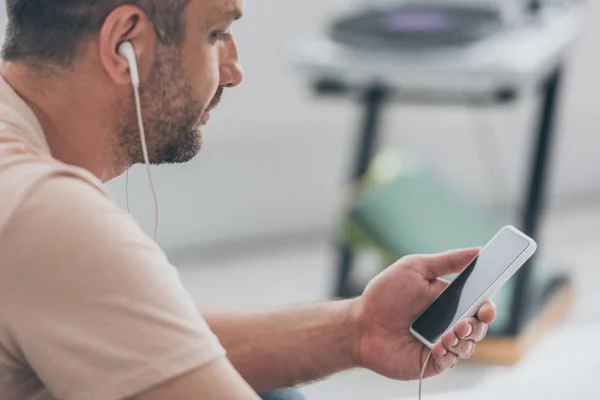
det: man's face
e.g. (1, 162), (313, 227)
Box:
(120, 0), (244, 165)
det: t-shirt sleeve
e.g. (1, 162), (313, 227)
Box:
(1, 175), (226, 400)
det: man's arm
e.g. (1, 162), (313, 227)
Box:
(136, 358), (260, 400)
(201, 249), (497, 392)
(201, 300), (360, 392)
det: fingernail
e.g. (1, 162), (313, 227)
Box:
(453, 337), (459, 347)
(466, 323), (473, 338)
(442, 348), (448, 356)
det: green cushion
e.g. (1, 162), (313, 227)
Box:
(340, 150), (554, 334)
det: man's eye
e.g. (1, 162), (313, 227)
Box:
(211, 31), (232, 42)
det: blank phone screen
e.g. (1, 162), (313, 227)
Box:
(412, 229), (531, 343)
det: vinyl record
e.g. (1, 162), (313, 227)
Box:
(331, 4), (503, 49)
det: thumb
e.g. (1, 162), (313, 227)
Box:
(419, 248), (481, 280)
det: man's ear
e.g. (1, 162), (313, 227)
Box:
(98, 5), (157, 87)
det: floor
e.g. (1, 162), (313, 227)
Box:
(176, 205), (600, 400)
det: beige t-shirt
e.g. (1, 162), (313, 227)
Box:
(0, 77), (226, 400)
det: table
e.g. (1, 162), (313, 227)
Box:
(290, 2), (585, 337)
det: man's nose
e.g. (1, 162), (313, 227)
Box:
(221, 60), (244, 88)
(220, 40), (244, 88)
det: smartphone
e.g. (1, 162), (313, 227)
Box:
(409, 225), (537, 348)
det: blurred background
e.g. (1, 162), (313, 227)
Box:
(112, 0), (599, 253)
(6, 0), (600, 398)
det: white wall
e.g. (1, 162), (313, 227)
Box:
(1, 1), (599, 250)
(117, 0), (600, 251)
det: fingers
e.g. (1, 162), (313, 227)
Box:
(435, 317), (490, 363)
(477, 301), (497, 324)
(426, 300), (494, 375)
(441, 330), (476, 359)
(454, 319), (488, 343)
(431, 341), (458, 372)
(419, 248), (481, 280)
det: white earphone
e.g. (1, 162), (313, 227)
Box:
(118, 41), (140, 89)
(118, 41), (160, 241)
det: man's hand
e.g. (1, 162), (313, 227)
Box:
(353, 248), (496, 380)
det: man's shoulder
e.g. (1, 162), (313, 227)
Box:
(0, 147), (162, 273)
(0, 138), (110, 235)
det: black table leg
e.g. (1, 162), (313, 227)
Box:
(508, 67), (564, 334)
(334, 86), (387, 298)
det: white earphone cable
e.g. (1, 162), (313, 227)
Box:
(419, 350), (433, 400)
(131, 84), (160, 241)
(125, 169), (131, 214)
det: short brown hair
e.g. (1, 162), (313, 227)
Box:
(2, 0), (190, 67)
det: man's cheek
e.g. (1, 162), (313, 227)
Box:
(192, 69), (219, 101)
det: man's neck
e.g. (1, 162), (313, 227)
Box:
(0, 61), (126, 182)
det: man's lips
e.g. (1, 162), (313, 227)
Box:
(202, 89), (223, 125)
(202, 103), (220, 124)
(201, 110), (211, 124)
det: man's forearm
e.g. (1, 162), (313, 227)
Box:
(200, 300), (361, 392)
